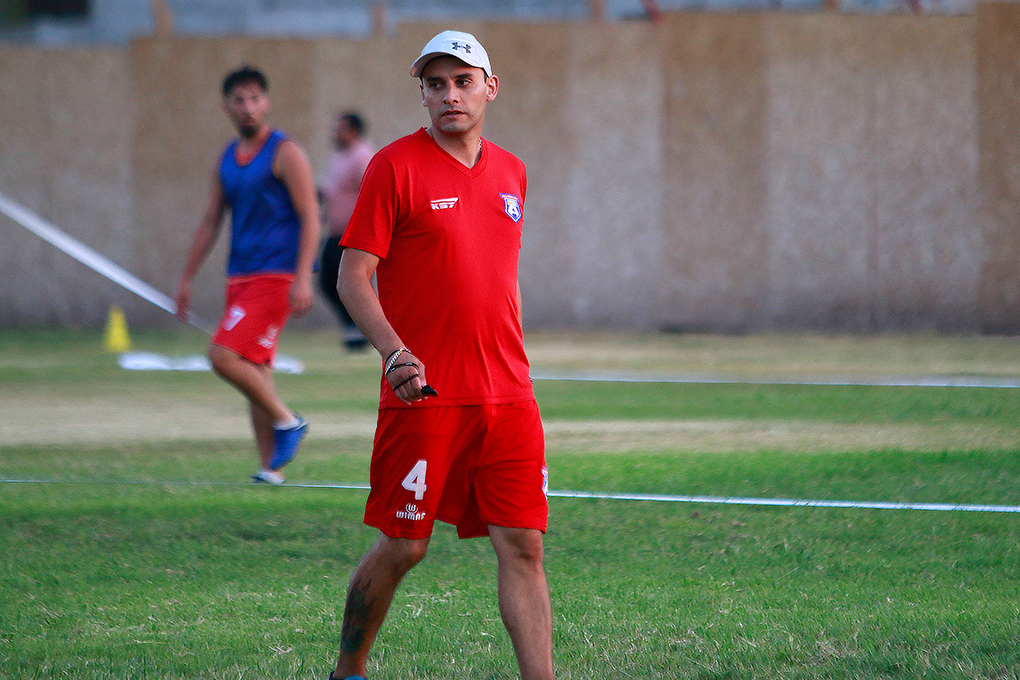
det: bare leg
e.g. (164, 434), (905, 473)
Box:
(489, 526), (554, 680)
(250, 402), (274, 470)
(332, 534), (430, 679)
(208, 344), (293, 425)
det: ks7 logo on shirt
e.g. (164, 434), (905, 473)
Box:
(430, 197), (458, 210)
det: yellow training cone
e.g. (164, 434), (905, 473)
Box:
(103, 305), (131, 352)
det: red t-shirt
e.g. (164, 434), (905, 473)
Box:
(341, 128), (535, 408)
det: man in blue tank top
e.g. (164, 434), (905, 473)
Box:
(174, 66), (319, 486)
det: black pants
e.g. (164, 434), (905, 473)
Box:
(318, 237), (367, 348)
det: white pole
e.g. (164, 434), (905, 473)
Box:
(0, 192), (211, 333)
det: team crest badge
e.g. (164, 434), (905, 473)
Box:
(500, 193), (522, 223)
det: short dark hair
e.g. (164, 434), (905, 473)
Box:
(340, 112), (367, 136)
(222, 66), (268, 97)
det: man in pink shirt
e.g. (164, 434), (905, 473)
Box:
(318, 111), (373, 351)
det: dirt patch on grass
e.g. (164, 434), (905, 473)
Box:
(6, 330), (1020, 453)
(4, 397), (1016, 454)
(524, 331), (1020, 378)
(543, 419), (1020, 454)
(0, 399), (377, 447)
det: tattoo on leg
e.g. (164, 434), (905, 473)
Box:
(340, 576), (374, 654)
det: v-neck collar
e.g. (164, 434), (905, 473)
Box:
(419, 127), (488, 178)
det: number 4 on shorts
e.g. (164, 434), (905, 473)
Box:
(401, 459), (427, 500)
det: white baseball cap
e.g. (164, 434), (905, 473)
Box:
(410, 30), (492, 79)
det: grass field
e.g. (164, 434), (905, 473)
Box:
(2, 328), (1020, 679)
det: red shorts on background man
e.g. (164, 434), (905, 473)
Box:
(211, 274), (293, 366)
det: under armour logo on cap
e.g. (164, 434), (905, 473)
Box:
(411, 30), (492, 78)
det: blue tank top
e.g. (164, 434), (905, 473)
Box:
(220, 130), (301, 277)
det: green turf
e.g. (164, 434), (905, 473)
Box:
(1, 329), (1019, 679)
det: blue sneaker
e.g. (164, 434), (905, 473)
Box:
(270, 416), (307, 470)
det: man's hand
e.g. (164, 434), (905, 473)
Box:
(289, 276), (314, 318)
(385, 349), (431, 405)
(174, 281), (192, 322)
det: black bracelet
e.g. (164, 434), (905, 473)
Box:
(394, 374), (419, 391)
(385, 361), (419, 376)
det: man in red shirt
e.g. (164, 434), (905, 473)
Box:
(328, 31), (553, 680)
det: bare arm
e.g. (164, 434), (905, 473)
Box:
(274, 139), (321, 318)
(338, 247), (430, 404)
(175, 169), (226, 322)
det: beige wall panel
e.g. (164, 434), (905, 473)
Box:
(765, 15), (978, 331)
(766, 16), (886, 330)
(869, 17), (978, 331)
(0, 48), (134, 326)
(978, 2), (1020, 332)
(660, 14), (769, 332)
(543, 22), (665, 329)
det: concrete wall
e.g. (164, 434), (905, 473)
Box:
(1, 9), (1016, 333)
(763, 15), (978, 332)
(977, 3), (1020, 333)
(0, 47), (135, 326)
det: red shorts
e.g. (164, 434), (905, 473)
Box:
(211, 275), (293, 366)
(365, 401), (548, 540)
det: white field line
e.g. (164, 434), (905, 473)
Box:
(544, 489), (1020, 513)
(531, 371), (1020, 389)
(2, 478), (1019, 514)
